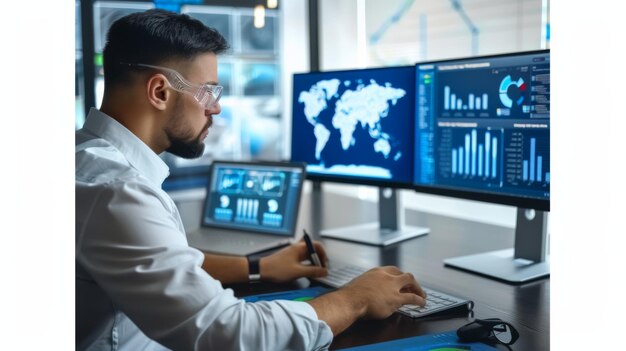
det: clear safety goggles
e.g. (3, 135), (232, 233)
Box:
(125, 63), (223, 109)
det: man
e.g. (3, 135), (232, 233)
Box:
(76, 9), (426, 351)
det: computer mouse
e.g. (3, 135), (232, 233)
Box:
(456, 321), (491, 342)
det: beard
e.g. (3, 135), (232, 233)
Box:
(165, 99), (210, 159)
(166, 134), (206, 159)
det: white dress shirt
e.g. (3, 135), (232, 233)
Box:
(75, 108), (333, 351)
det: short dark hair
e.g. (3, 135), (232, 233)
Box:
(102, 9), (229, 87)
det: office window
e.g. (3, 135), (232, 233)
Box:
(240, 14), (277, 53)
(319, 0), (549, 70)
(364, 0), (549, 66)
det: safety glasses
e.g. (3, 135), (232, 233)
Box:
(123, 63), (223, 109)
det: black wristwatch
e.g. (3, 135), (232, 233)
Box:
(247, 256), (261, 282)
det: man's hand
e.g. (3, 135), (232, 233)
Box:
(260, 239), (329, 283)
(342, 266), (426, 319)
(308, 266), (426, 335)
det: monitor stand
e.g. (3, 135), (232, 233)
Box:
(444, 208), (550, 284)
(320, 187), (429, 246)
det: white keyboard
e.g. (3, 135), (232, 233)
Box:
(314, 264), (473, 318)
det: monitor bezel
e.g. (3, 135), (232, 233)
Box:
(412, 49), (550, 211)
(201, 160), (308, 235)
(291, 65), (417, 191)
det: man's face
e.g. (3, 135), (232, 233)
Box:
(164, 53), (221, 159)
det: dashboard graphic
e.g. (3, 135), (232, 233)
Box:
(203, 163), (304, 235)
(415, 51), (550, 201)
(433, 61), (548, 120)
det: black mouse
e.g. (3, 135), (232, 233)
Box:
(456, 321), (491, 342)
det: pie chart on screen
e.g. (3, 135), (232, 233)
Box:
(499, 75), (526, 108)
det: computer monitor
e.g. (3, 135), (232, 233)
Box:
(291, 66), (429, 245)
(414, 50), (550, 283)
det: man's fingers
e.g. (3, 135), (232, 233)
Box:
(400, 283), (427, 300)
(312, 241), (329, 267)
(295, 239), (329, 267)
(295, 241), (312, 261)
(400, 291), (426, 307)
(301, 265), (328, 278)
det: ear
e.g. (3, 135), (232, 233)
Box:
(145, 74), (171, 111)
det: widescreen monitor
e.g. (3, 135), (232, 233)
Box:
(414, 50), (551, 283)
(291, 66), (416, 188)
(413, 50), (550, 211)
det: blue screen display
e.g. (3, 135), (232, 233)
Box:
(291, 66), (415, 184)
(202, 163), (303, 235)
(415, 51), (550, 200)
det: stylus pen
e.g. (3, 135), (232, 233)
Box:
(303, 229), (323, 267)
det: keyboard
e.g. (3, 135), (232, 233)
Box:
(314, 264), (473, 318)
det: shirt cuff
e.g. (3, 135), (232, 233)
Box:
(273, 300), (333, 351)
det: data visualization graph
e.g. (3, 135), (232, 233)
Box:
(438, 127), (503, 188)
(522, 138), (548, 183)
(504, 129), (550, 195)
(261, 174), (285, 195)
(206, 166), (302, 231)
(443, 85), (489, 112)
(436, 65), (542, 119)
(415, 51), (550, 202)
(499, 75), (527, 108)
(235, 198), (260, 223)
(218, 172), (243, 193)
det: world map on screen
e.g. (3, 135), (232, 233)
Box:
(297, 78), (407, 179)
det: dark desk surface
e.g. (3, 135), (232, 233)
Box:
(180, 189), (550, 350)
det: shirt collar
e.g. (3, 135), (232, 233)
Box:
(82, 108), (170, 186)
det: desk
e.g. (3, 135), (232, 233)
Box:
(178, 189), (550, 350)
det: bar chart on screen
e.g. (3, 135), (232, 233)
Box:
(505, 129), (550, 193)
(438, 127), (504, 188)
(443, 85), (489, 112)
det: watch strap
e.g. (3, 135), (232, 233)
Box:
(247, 256), (261, 282)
